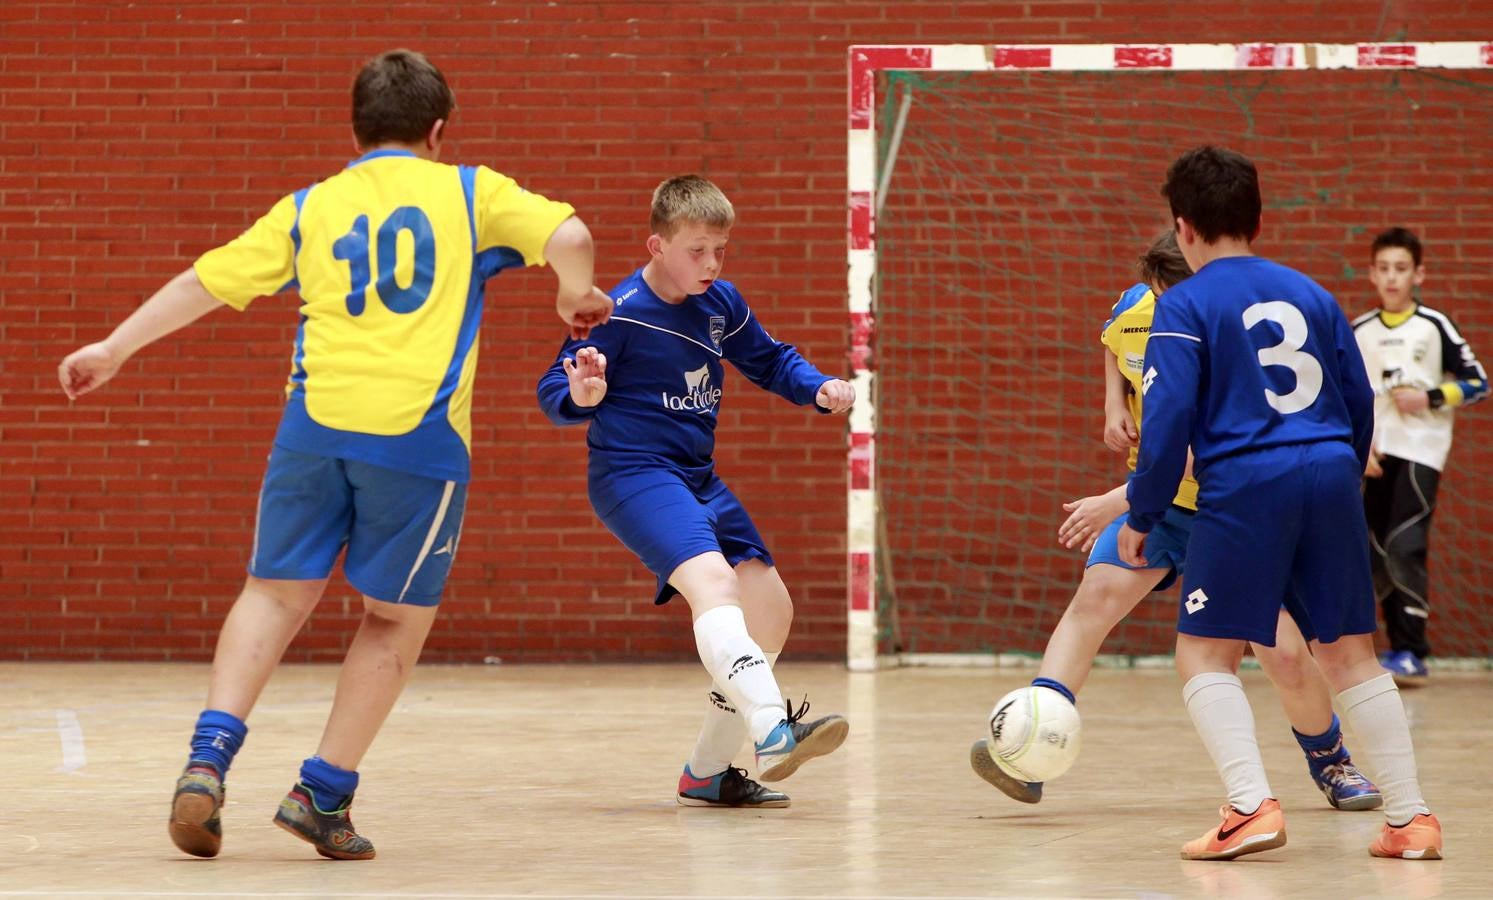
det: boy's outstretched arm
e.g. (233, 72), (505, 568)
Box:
(58, 268), (226, 400)
(543, 216), (612, 339)
(723, 303), (853, 414)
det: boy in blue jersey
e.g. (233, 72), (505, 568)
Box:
(538, 175), (855, 808)
(971, 232), (1381, 815)
(58, 50), (613, 860)
(1117, 146), (1440, 861)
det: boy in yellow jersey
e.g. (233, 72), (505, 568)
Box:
(57, 49), (612, 861)
(971, 232), (1381, 813)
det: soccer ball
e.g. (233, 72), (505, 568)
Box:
(985, 686), (1082, 782)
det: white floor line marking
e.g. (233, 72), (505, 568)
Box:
(55, 710), (86, 774)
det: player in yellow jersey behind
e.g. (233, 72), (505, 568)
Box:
(57, 49), (612, 861)
(971, 231), (1381, 814)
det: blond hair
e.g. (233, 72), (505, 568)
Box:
(650, 175), (735, 237)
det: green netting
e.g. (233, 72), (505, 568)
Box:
(873, 67), (1493, 658)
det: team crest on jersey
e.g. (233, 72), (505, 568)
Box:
(709, 316), (726, 348)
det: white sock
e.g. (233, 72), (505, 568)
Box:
(692, 607), (784, 745)
(1182, 672), (1273, 814)
(1338, 673), (1430, 826)
(687, 652), (780, 777)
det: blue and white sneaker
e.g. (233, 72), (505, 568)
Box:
(753, 697), (849, 782)
(677, 765), (789, 808)
(1382, 650), (1429, 686)
(1310, 759), (1383, 811)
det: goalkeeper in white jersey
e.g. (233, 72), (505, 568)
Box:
(1352, 227), (1487, 685)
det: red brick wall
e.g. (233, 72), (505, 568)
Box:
(3, 2), (1487, 661)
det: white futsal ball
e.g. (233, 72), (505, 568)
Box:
(985, 686), (1082, 782)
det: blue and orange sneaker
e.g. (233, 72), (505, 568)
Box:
(969, 739), (1042, 804)
(169, 762), (225, 858)
(272, 782), (375, 860)
(1309, 758), (1382, 811)
(754, 697), (849, 782)
(677, 765), (789, 808)
(1381, 650), (1429, 687)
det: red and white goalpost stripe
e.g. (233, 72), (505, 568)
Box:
(844, 42), (1493, 671)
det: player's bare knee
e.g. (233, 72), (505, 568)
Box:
(1257, 645), (1309, 691)
(245, 575), (323, 616)
(682, 571), (742, 611)
(748, 588), (793, 651)
(360, 595), (438, 631)
(1070, 577), (1132, 625)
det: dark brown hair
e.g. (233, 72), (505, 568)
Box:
(1161, 145), (1261, 243)
(1371, 226), (1423, 267)
(351, 49), (454, 148)
(1138, 229), (1192, 291)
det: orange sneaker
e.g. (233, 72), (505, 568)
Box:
(1369, 813), (1443, 860)
(1180, 798), (1286, 860)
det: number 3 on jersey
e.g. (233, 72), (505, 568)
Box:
(332, 207), (436, 316)
(1243, 301), (1323, 415)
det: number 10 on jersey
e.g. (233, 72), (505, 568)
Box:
(333, 206), (436, 316)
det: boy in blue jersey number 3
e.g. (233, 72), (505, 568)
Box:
(538, 176), (855, 808)
(1118, 146), (1441, 861)
(58, 50), (612, 860)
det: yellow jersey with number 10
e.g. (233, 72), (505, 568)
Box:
(1100, 283), (1199, 511)
(194, 149), (575, 482)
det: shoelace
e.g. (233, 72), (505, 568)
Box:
(721, 766), (751, 786)
(1320, 762), (1373, 789)
(785, 695), (812, 725)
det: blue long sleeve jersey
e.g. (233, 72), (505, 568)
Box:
(1126, 256), (1376, 533)
(537, 269), (834, 482)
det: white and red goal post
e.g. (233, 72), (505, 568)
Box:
(844, 42), (1493, 671)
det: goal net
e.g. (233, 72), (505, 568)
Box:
(846, 44), (1493, 667)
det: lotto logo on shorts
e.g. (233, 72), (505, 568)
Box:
(1142, 366), (1158, 395)
(1185, 588), (1209, 614)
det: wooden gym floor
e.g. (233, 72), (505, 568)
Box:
(1, 661), (1488, 898)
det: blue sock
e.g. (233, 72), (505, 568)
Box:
(299, 756), (360, 811)
(1031, 677), (1077, 706)
(1293, 714), (1347, 773)
(188, 709), (248, 777)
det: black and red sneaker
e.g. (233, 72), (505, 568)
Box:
(677, 765), (790, 808)
(272, 782), (376, 860)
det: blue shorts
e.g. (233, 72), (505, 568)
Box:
(1180, 442), (1376, 646)
(1086, 504), (1194, 591)
(592, 469), (773, 605)
(250, 446), (467, 606)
